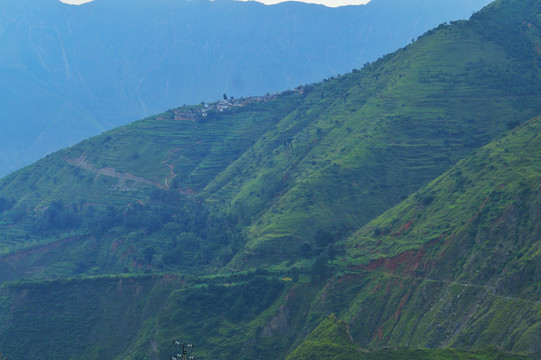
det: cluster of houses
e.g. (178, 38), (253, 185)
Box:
(156, 90), (297, 122)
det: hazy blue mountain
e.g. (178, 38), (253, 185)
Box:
(0, 0), (492, 177)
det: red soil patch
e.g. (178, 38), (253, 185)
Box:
(374, 326), (384, 343)
(404, 220), (414, 231)
(393, 220), (414, 237)
(478, 196), (490, 211)
(394, 292), (411, 321)
(385, 279), (394, 294)
(364, 248), (426, 275)
(112, 238), (126, 251)
(467, 196), (490, 224)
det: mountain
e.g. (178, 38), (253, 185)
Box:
(0, 0), (493, 177)
(1, 0), (539, 279)
(0, 0), (541, 358)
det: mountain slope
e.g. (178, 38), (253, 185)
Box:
(1, 0), (541, 281)
(0, 0), (540, 359)
(333, 116), (541, 355)
(0, 0), (492, 177)
(0, 275), (184, 359)
(0, 95), (304, 280)
(287, 314), (527, 360)
(212, 0), (541, 267)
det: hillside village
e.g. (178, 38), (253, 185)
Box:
(157, 87), (305, 122)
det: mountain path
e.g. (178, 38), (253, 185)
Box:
(67, 155), (166, 190)
(160, 140), (202, 189)
(339, 265), (541, 306)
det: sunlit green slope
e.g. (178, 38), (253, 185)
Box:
(235, 114), (541, 360)
(0, 96), (304, 280)
(330, 115), (541, 354)
(1, 0), (541, 280)
(210, 0), (541, 267)
(287, 315), (527, 360)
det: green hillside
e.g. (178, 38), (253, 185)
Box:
(0, 95), (304, 280)
(1, 0), (541, 280)
(287, 315), (527, 360)
(224, 0), (541, 266)
(0, 275), (183, 360)
(0, 0), (540, 359)
(334, 115), (541, 354)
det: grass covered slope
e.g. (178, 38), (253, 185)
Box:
(329, 116), (541, 356)
(0, 275), (184, 360)
(0, 0), (541, 280)
(217, 0), (541, 266)
(0, 95), (303, 280)
(7, 109), (540, 360)
(286, 314), (364, 360)
(289, 313), (525, 360)
(346, 115), (541, 299)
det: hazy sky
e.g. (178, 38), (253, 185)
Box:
(60, 0), (371, 6)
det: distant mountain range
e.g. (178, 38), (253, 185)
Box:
(0, 0), (492, 177)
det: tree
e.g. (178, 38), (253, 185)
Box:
(310, 254), (328, 281)
(315, 229), (334, 248)
(0, 197), (10, 212)
(326, 243), (336, 260)
(143, 245), (156, 264)
(299, 242), (313, 258)
(223, 93), (228, 100)
(290, 267), (299, 282)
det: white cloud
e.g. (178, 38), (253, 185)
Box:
(59, 0), (371, 6)
(238, 0), (370, 6)
(59, 0), (94, 4)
